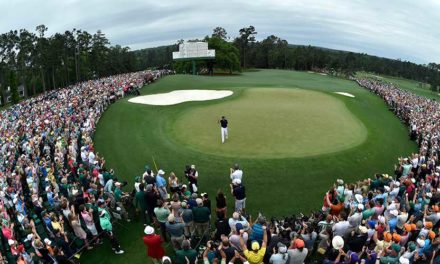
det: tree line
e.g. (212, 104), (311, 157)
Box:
(0, 25), (137, 104)
(1, 25), (439, 105)
(136, 26), (440, 91)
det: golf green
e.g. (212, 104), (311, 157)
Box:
(84, 70), (417, 264)
(171, 88), (367, 158)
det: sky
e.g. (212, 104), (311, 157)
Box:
(1, 0), (439, 64)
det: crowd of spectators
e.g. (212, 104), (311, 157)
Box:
(141, 78), (440, 264)
(0, 69), (172, 263)
(1, 70), (440, 264)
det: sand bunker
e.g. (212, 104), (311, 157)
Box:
(128, 90), (233, 106)
(334, 92), (355, 98)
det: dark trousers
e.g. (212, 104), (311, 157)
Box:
(146, 207), (155, 224)
(140, 208), (148, 225)
(105, 231), (121, 251)
(159, 222), (168, 242)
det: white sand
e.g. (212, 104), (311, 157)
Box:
(334, 92), (355, 98)
(128, 90), (233, 106)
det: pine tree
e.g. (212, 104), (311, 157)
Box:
(9, 71), (20, 104)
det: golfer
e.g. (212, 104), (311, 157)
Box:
(219, 116), (228, 143)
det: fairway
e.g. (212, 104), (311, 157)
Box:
(171, 88), (367, 158)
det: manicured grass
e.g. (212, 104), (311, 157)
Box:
(171, 88), (367, 158)
(83, 69), (417, 264)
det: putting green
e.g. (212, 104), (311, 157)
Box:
(170, 88), (367, 158)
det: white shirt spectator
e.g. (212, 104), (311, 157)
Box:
(230, 169), (243, 182)
(88, 151), (95, 164)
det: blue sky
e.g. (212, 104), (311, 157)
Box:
(1, 0), (439, 64)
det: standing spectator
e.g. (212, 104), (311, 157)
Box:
(135, 183), (148, 226)
(215, 211), (231, 241)
(216, 190), (227, 217)
(287, 238), (308, 264)
(79, 204), (100, 245)
(168, 172), (180, 194)
(269, 242), (289, 264)
(175, 239), (198, 264)
(203, 241), (227, 264)
(185, 165), (199, 193)
(145, 184), (160, 224)
(180, 201), (194, 237)
(143, 225), (165, 264)
(230, 164), (243, 182)
(166, 214), (185, 250)
(154, 200), (171, 242)
(240, 225), (267, 264)
(156, 170), (168, 200)
(68, 213), (92, 250)
(99, 204), (124, 254)
(230, 179), (246, 214)
(192, 198), (211, 238)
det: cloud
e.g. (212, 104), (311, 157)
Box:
(0, 0), (438, 64)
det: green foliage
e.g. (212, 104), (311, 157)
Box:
(9, 71), (19, 104)
(208, 36), (240, 73)
(132, 45), (176, 70)
(0, 25), (137, 100)
(212, 27), (228, 40)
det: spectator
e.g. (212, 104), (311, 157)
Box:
(166, 214), (185, 250)
(175, 239), (197, 264)
(240, 224), (267, 264)
(143, 225), (165, 264)
(230, 164), (243, 182)
(154, 200), (171, 242)
(230, 179), (246, 214)
(192, 198), (210, 237)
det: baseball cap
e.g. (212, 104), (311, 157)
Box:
(251, 241), (260, 251)
(294, 239), (305, 249)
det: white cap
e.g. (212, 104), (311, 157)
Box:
(162, 256), (171, 263)
(158, 169), (165, 175)
(427, 193), (433, 198)
(8, 239), (15, 246)
(399, 257), (409, 264)
(417, 238), (425, 248)
(144, 225), (155, 235)
(44, 238), (52, 245)
(332, 236), (344, 250)
(25, 234), (34, 242)
(359, 226), (368, 233)
(357, 204), (364, 211)
(355, 194), (363, 203)
(384, 186), (390, 192)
